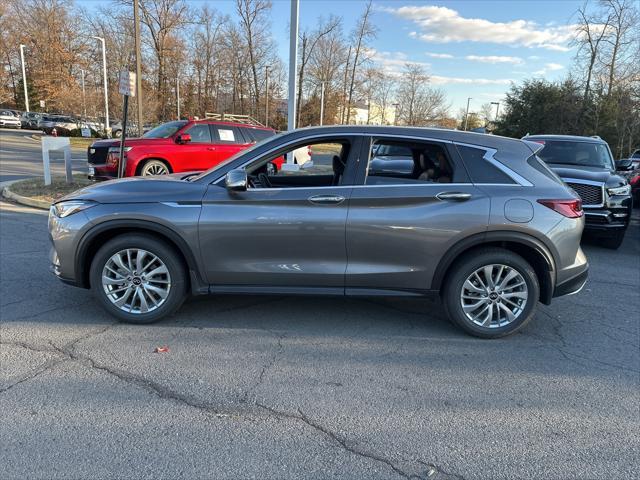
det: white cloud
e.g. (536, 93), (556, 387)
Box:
(426, 52), (454, 59)
(367, 49), (431, 74)
(466, 55), (523, 64)
(533, 63), (565, 75)
(430, 75), (512, 85)
(386, 5), (577, 50)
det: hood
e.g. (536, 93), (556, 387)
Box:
(549, 164), (627, 188)
(90, 137), (174, 148)
(56, 174), (207, 205)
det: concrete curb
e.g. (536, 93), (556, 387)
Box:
(1, 180), (51, 210)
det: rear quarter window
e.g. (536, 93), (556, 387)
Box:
(244, 128), (275, 142)
(455, 145), (516, 184)
(527, 155), (564, 184)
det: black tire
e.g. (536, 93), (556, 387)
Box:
(90, 234), (187, 324)
(600, 230), (626, 250)
(442, 247), (540, 339)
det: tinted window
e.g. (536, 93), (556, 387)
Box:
(245, 128), (275, 142)
(185, 124), (212, 143)
(143, 120), (188, 139)
(527, 155), (564, 184)
(537, 140), (614, 170)
(366, 140), (455, 185)
(456, 145), (515, 184)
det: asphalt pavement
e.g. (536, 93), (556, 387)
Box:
(0, 128), (88, 183)
(0, 197), (638, 479)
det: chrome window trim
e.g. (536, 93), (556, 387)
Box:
(454, 141), (533, 187)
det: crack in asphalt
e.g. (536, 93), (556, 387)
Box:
(256, 402), (436, 480)
(240, 332), (286, 404)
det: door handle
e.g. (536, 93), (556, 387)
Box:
(308, 194), (345, 205)
(436, 192), (472, 202)
(206, 147), (216, 151)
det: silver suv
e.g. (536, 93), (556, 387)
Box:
(48, 126), (588, 338)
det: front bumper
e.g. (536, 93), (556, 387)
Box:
(48, 208), (93, 288)
(583, 194), (632, 232)
(88, 164), (118, 181)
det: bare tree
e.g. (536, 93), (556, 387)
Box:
(600, 0), (638, 95)
(345, 0), (376, 123)
(396, 64), (448, 126)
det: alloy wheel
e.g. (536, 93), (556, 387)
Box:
(460, 264), (528, 328)
(141, 162), (169, 176)
(101, 248), (172, 314)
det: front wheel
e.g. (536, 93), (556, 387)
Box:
(140, 159), (170, 176)
(90, 234), (187, 324)
(442, 248), (540, 338)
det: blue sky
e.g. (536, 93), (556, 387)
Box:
(216, 0), (583, 115)
(85, 0), (584, 115)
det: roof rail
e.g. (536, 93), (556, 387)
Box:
(204, 112), (264, 126)
(590, 135), (601, 140)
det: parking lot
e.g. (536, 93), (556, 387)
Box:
(0, 195), (638, 479)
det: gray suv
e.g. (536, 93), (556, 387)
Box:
(49, 126), (588, 338)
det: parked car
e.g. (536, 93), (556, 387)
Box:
(110, 121), (153, 138)
(0, 109), (22, 128)
(629, 171), (640, 207)
(524, 135), (633, 249)
(38, 114), (78, 134)
(628, 149), (640, 170)
(50, 126), (588, 338)
(20, 111), (42, 129)
(87, 119), (278, 180)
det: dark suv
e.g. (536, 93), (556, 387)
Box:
(50, 126), (588, 339)
(525, 135), (633, 249)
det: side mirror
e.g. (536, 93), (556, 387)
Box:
(225, 169), (248, 192)
(176, 133), (191, 144)
(266, 161), (278, 175)
(616, 158), (633, 171)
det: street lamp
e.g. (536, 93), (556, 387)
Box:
(490, 101), (500, 121)
(19, 44), (29, 112)
(464, 97), (472, 131)
(92, 36), (109, 132)
(265, 65), (270, 127)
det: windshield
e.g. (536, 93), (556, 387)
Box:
(538, 140), (615, 170)
(192, 132), (284, 181)
(143, 120), (188, 139)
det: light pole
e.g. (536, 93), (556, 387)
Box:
(464, 97), (472, 131)
(319, 82), (325, 126)
(392, 103), (400, 126)
(19, 44), (29, 112)
(176, 75), (180, 119)
(265, 65), (270, 127)
(133, 0), (144, 136)
(80, 69), (87, 119)
(287, 0), (299, 132)
(491, 101), (500, 121)
(92, 36), (109, 132)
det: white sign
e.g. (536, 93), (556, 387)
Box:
(40, 100), (45, 108)
(118, 71), (137, 97)
(81, 127), (91, 138)
(41, 136), (71, 185)
(218, 129), (235, 142)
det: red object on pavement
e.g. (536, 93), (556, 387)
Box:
(154, 346), (170, 353)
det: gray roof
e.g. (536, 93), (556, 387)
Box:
(524, 134), (607, 144)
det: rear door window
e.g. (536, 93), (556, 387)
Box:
(213, 126), (243, 144)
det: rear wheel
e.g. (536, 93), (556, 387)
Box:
(443, 248), (539, 338)
(140, 159), (170, 176)
(600, 230), (625, 249)
(90, 234), (187, 324)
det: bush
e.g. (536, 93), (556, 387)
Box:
(68, 127), (101, 138)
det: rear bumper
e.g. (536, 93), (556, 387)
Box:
(553, 267), (588, 297)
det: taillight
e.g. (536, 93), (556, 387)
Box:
(537, 199), (583, 218)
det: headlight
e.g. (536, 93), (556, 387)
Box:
(51, 200), (97, 218)
(607, 185), (631, 196)
(108, 146), (133, 153)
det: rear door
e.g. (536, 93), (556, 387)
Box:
(345, 136), (490, 293)
(211, 125), (251, 164)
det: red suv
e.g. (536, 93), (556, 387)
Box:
(87, 120), (277, 180)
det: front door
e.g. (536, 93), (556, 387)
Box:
(173, 123), (218, 171)
(198, 136), (362, 289)
(345, 136), (491, 293)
